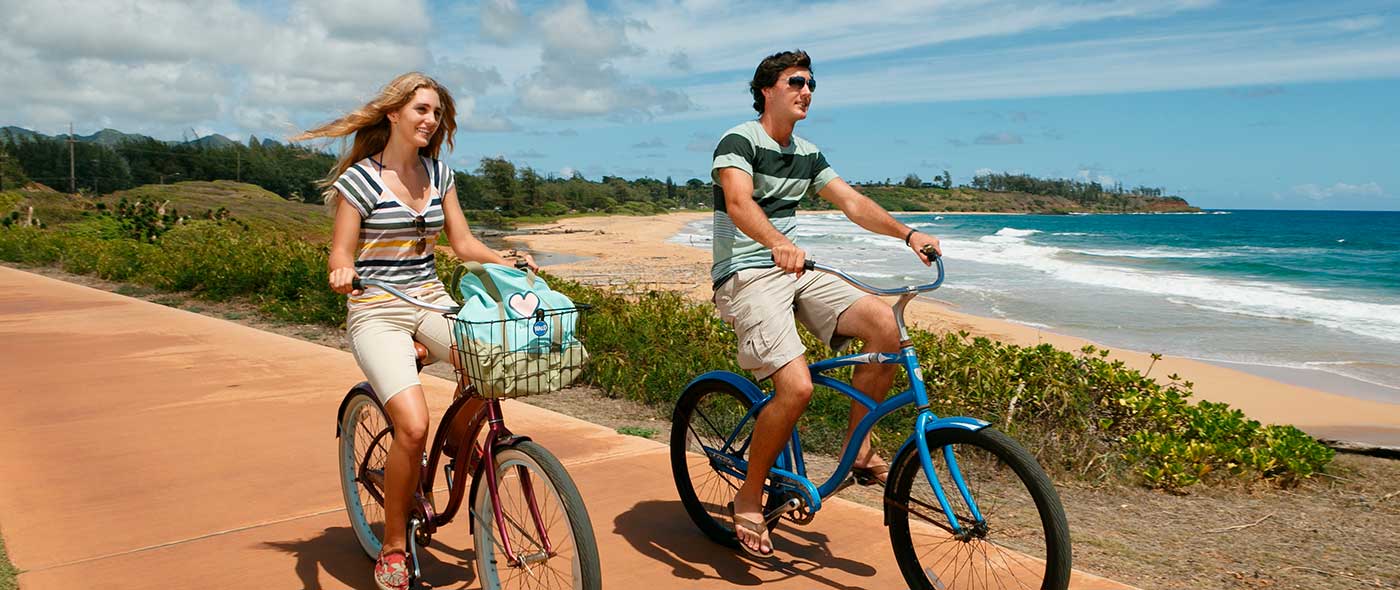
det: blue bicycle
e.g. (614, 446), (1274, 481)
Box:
(670, 255), (1071, 590)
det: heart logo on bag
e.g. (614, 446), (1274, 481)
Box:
(507, 291), (541, 318)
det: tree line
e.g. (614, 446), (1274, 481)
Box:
(1, 131), (333, 200)
(969, 172), (1172, 203)
(0, 131), (714, 217)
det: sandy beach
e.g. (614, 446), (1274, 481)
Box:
(509, 212), (1400, 448)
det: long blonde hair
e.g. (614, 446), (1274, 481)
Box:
(294, 72), (457, 211)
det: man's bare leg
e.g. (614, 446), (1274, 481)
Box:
(733, 355), (812, 555)
(836, 296), (900, 476)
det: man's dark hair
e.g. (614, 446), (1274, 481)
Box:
(749, 50), (812, 114)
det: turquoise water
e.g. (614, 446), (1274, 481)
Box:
(672, 210), (1400, 402)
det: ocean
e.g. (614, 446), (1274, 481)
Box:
(670, 210), (1400, 403)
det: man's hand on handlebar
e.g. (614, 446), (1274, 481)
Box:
(908, 232), (942, 266)
(772, 241), (808, 277)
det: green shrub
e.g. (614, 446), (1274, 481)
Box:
(0, 223), (1334, 491)
(551, 279), (1334, 491)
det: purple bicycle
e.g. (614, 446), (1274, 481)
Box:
(335, 277), (600, 590)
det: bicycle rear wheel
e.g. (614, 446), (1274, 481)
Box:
(337, 391), (394, 560)
(671, 379), (776, 547)
(472, 440), (601, 590)
(886, 427), (1070, 590)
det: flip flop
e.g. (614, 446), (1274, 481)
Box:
(728, 503), (775, 558)
(851, 462), (890, 487)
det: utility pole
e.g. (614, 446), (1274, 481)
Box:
(236, 149), (241, 182)
(68, 122), (76, 194)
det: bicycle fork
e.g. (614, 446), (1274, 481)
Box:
(912, 414), (986, 538)
(480, 400), (554, 568)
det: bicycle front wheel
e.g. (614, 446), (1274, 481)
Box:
(472, 440), (601, 590)
(671, 379), (771, 547)
(887, 427), (1071, 590)
(337, 391), (393, 560)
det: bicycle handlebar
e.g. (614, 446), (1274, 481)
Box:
(347, 256), (531, 313)
(786, 244), (945, 296)
(350, 277), (461, 313)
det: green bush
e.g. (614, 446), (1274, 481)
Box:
(550, 279), (1334, 491)
(0, 223), (1333, 491)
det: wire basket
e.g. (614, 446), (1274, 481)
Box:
(448, 305), (589, 399)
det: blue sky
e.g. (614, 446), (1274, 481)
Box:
(1, 0), (1397, 210)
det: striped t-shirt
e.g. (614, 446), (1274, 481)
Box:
(710, 120), (839, 287)
(334, 156), (455, 309)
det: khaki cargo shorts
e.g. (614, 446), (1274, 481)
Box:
(713, 266), (866, 381)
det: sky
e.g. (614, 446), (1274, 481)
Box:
(1, 0), (1397, 210)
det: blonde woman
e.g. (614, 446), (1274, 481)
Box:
(296, 72), (534, 590)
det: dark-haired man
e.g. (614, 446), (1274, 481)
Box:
(710, 49), (942, 557)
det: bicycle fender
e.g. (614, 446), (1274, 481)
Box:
(335, 382), (380, 438)
(682, 371), (765, 404)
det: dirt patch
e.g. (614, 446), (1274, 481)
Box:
(9, 263), (1398, 590)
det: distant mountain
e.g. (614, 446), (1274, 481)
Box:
(1, 125), (246, 149)
(248, 135), (284, 149)
(80, 128), (155, 146)
(186, 133), (237, 149)
(1, 126), (43, 142)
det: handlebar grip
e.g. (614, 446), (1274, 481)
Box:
(804, 259), (816, 271)
(921, 243), (941, 260)
(514, 260), (530, 270)
(351, 278), (364, 291)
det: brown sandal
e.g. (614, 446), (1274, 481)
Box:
(728, 503), (774, 557)
(851, 462), (890, 486)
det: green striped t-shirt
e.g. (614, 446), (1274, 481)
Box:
(710, 120), (839, 287)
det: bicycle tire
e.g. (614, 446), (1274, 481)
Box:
(670, 379), (782, 547)
(472, 440), (601, 590)
(337, 390), (394, 560)
(886, 427), (1071, 590)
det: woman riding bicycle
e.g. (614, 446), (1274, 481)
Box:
(296, 72), (535, 590)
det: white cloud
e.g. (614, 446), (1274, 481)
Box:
(511, 1), (693, 120)
(480, 0), (526, 44)
(1332, 16), (1384, 32)
(434, 58), (506, 96)
(0, 0), (496, 140)
(659, 4), (1400, 120)
(299, 0), (429, 40)
(974, 132), (1024, 145)
(1293, 182), (1385, 200)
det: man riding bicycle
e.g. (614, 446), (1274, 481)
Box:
(709, 49), (943, 557)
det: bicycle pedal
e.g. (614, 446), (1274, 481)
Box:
(764, 496), (803, 524)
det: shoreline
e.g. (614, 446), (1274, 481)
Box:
(507, 212), (1400, 449)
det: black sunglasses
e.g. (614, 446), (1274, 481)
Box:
(413, 214), (429, 254)
(786, 75), (816, 92)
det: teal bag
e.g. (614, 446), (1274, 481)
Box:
(451, 262), (587, 398)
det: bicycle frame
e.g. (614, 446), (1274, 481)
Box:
(337, 277), (558, 570)
(689, 255), (993, 535)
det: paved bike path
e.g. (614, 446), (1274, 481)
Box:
(0, 266), (1134, 589)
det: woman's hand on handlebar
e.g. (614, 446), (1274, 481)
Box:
(772, 241), (808, 277)
(329, 267), (362, 296)
(504, 249), (539, 272)
(908, 232), (942, 266)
